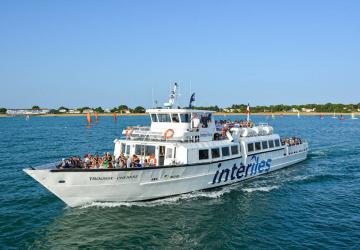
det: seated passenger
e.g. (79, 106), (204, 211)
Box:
(143, 159), (149, 167)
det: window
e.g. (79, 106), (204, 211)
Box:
(135, 145), (145, 155)
(180, 113), (190, 123)
(145, 146), (156, 155)
(136, 145), (156, 156)
(158, 114), (171, 122)
(166, 148), (173, 158)
(269, 140), (274, 148)
(248, 143), (254, 152)
(222, 147), (230, 157)
(255, 142), (261, 151)
(126, 145), (131, 155)
(262, 141), (268, 150)
(121, 143), (126, 154)
(151, 114), (158, 122)
(171, 114), (180, 123)
(275, 139), (280, 147)
(199, 149), (209, 160)
(231, 145), (239, 155)
(211, 148), (220, 158)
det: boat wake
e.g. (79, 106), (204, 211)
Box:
(79, 185), (239, 209)
(242, 185), (280, 193)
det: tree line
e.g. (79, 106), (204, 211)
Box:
(1, 103), (359, 114)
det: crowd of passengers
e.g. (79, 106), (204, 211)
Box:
(281, 137), (303, 146)
(57, 152), (156, 169)
(215, 119), (254, 129)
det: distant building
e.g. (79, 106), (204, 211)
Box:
(82, 109), (94, 113)
(289, 108), (299, 113)
(301, 108), (316, 113)
(104, 109), (111, 113)
(6, 109), (50, 115)
(68, 109), (81, 114)
(58, 109), (68, 113)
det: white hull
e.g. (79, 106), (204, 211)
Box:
(24, 146), (308, 207)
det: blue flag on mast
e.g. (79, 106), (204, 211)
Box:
(189, 93), (195, 108)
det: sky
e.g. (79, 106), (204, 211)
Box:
(0, 0), (359, 109)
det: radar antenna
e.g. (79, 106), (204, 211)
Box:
(164, 82), (179, 109)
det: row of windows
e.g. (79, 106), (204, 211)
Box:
(151, 113), (190, 123)
(247, 139), (281, 152)
(199, 145), (239, 160)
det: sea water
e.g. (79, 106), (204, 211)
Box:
(0, 115), (359, 249)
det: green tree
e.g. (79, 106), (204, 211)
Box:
(133, 106), (146, 113)
(94, 107), (104, 113)
(49, 109), (60, 114)
(32, 105), (40, 110)
(58, 106), (69, 111)
(0, 108), (7, 114)
(118, 105), (129, 111)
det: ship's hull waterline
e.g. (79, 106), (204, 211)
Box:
(24, 149), (307, 207)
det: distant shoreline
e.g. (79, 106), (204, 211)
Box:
(1, 112), (358, 118)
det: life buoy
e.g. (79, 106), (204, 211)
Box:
(148, 155), (157, 166)
(125, 128), (134, 137)
(164, 129), (175, 139)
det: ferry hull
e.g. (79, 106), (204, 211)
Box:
(24, 149), (308, 207)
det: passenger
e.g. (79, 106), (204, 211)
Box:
(172, 116), (179, 123)
(126, 156), (132, 168)
(192, 114), (200, 131)
(120, 159), (126, 168)
(143, 159), (149, 167)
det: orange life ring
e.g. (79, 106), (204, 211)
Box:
(164, 129), (175, 139)
(125, 128), (134, 137)
(148, 155), (157, 166)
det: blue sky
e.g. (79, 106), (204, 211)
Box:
(0, 0), (359, 109)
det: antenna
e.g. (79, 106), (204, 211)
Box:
(151, 87), (155, 108)
(163, 82), (179, 109)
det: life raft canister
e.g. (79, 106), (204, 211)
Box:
(125, 128), (134, 137)
(164, 129), (175, 139)
(148, 155), (157, 166)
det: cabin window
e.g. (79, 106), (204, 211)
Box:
(158, 114), (171, 122)
(199, 149), (209, 160)
(126, 145), (131, 155)
(120, 143), (126, 154)
(231, 145), (239, 155)
(135, 145), (145, 155)
(151, 114), (158, 122)
(248, 143), (254, 152)
(262, 141), (268, 150)
(145, 146), (156, 155)
(211, 148), (220, 158)
(275, 139), (280, 147)
(171, 114), (180, 123)
(166, 148), (173, 158)
(255, 142), (261, 151)
(269, 140), (274, 148)
(180, 113), (190, 123)
(222, 147), (230, 157)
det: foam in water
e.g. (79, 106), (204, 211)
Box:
(79, 185), (240, 209)
(242, 185), (279, 193)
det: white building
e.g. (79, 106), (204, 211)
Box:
(6, 109), (50, 115)
(301, 108), (316, 113)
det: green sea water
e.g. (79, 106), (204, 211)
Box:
(0, 115), (359, 249)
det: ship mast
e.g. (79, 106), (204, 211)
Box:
(164, 82), (179, 109)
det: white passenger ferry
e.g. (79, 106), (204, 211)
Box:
(24, 84), (309, 207)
